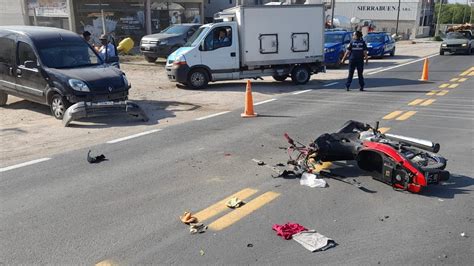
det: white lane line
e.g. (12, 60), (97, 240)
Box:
(368, 54), (438, 75)
(195, 111), (230, 121)
(254, 98), (277, 106)
(107, 129), (162, 144)
(323, 82), (339, 87)
(0, 158), (51, 173)
(366, 67), (384, 75)
(292, 89), (312, 95)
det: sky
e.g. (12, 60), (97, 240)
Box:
(448, 0), (469, 3)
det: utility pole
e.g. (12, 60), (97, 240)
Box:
(435, 0), (442, 37)
(395, 0), (401, 36)
(331, 0), (335, 28)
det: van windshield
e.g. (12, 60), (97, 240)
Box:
(184, 27), (209, 47)
(37, 40), (102, 69)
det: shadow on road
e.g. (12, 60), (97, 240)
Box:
(420, 174), (473, 199)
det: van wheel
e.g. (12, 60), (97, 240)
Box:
(187, 68), (209, 89)
(0, 91), (7, 106)
(272, 75), (288, 82)
(291, 66), (311, 85)
(145, 56), (157, 63)
(50, 94), (70, 119)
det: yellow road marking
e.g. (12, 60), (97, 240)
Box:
(460, 70), (471, 76)
(96, 260), (118, 266)
(437, 90), (449, 96)
(208, 191), (280, 231)
(396, 111), (417, 121)
(439, 83), (449, 89)
(458, 78), (467, 82)
(314, 161), (333, 172)
(194, 188), (258, 222)
(426, 90), (437, 96)
(450, 78), (459, 82)
(469, 72), (474, 76)
(379, 127), (391, 133)
(448, 83), (459, 89)
(383, 111), (403, 120)
(408, 99), (425, 106)
(420, 99), (436, 106)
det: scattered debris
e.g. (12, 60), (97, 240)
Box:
(87, 150), (107, 164)
(300, 172), (327, 188)
(292, 230), (337, 252)
(272, 223), (307, 240)
(275, 163), (285, 167)
(252, 158), (286, 177)
(226, 197), (245, 208)
(224, 153), (232, 157)
(180, 211), (198, 224)
(460, 232), (468, 238)
(189, 223), (208, 234)
(199, 249), (205, 256)
(274, 184), (282, 188)
(438, 198), (444, 202)
(252, 158), (266, 166)
(247, 244), (253, 248)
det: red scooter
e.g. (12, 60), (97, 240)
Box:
(284, 121), (449, 193)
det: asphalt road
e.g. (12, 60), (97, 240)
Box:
(1, 55), (473, 264)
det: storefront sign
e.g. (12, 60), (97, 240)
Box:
(336, 2), (418, 21)
(28, 0), (68, 17)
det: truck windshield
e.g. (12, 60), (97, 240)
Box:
(325, 34), (344, 43)
(161, 25), (192, 35)
(446, 32), (468, 39)
(37, 40), (102, 69)
(364, 35), (384, 43)
(184, 27), (209, 47)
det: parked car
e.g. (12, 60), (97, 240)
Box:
(364, 32), (396, 58)
(324, 30), (352, 68)
(0, 26), (130, 119)
(140, 24), (201, 63)
(440, 31), (474, 55)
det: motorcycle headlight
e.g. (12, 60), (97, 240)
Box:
(122, 75), (130, 87)
(68, 79), (90, 92)
(461, 43), (467, 47)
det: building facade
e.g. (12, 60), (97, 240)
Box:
(0, 0), (29, 26)
(330, 0), (435, 39)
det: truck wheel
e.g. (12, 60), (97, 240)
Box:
(145, 56), (157, 63)
(0, 91), (7, 106)
(50, 94), (70, 120)
(272, 75), (288, 82)
(187, 68), (209, 90)
(291, 66), (310, 85)
(439, 50), (444, 55)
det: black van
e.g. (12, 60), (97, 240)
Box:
(0, 26), (130, 119)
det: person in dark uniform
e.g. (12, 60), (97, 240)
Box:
(341, 31), (368, 91)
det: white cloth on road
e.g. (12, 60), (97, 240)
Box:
(300, 172), (327, 188)
(292, 230), (336, 252)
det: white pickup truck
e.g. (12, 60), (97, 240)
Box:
(165, 4), (325, 89)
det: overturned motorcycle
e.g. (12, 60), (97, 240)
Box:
(62, 100), (148, 127)
(284, 120), (450, 193)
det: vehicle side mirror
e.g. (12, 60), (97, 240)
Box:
(24, 60), (38, 69)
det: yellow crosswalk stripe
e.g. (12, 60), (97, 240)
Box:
(469, 72), (474, 76)
(379, 127), (391, 133)
(383, 111), (403, 120)
(208, 191), (280, 231)
(96, 260), (118, 266)
(437, 90), (449, 96)
(420, 99), (436, 106)
(448, 83), (459, 89)
(426, 90), (437, 96)
(450, 78), (459, 82)
(439, 83), (449, 88)
(460, 70), (471, 76)
(408, 99), (425, 106)
(458, 78), (467, 82)
(194, 188), (258, 222)
(396, 111), (417, 121)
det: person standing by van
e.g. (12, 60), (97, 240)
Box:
(341, 31), (368, 91)
(98, 34), (117, 62)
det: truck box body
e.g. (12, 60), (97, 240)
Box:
(219, 5), (325, 67)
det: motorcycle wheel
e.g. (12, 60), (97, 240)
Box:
(411, 152), (447, 170)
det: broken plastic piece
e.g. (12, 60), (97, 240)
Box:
(189, 223), (207, 234)
(300, 172), (327, 188)
(87, 150), (106, 164)
(226, 197), (244, 208)
(180, 211), (198, 224)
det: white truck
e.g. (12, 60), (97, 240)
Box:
(165, 4), (325, 89)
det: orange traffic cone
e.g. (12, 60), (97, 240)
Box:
(241, 80), (257, 118)
(420, 58), (429, 81)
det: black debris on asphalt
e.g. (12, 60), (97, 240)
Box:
(87, 150), (107, 164)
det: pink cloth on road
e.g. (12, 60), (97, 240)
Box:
(272, 223), (308, 240)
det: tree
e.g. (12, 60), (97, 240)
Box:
(435, 3), (474, 24)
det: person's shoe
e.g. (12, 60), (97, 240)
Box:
(346, 87), (350, 91)
(359, 87), (364, 91)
